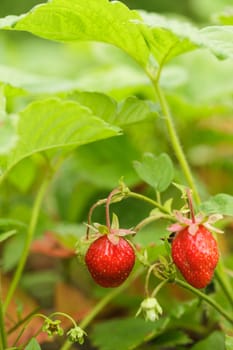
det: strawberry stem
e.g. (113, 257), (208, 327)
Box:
(151, 279), (168, 298)
(175, 278), (233, 324)
(86, 199), (106, 239)
(145, 264), (156, 297)
(105, 188), (120, 230)
(187, 188), (196, 223)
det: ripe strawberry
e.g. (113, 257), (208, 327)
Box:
(171, 225), (219, 289)
(85, 235), (135, 288)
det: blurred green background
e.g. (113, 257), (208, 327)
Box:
(0, 1), (233, 349)
(0, 0), (232, 21)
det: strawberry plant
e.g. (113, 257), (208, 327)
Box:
(0, 0), (233, 349)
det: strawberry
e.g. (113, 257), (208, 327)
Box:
(85, 235), (135, 288)
(171, 224), (219, 289)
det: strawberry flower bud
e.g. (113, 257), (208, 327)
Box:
(67, 326), (87, 344)
(42, 319), (64, 337)
(136, 297), (163, 322)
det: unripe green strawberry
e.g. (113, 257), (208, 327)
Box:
(171, 225), (219, 289)
(85, 235), (135, 288)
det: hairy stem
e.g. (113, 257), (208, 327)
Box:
(187, 188), (196, 223)
(151, 279), (168, 298)
(105, 188), (119, 230)
(3, 176), (50, 313)
(126, 190), (172, 216)
(152, 82), (201, 205)
(86, 199), (106, 239)
(215, 263), (233, 309)
(175, 278), (233, 324)
(0, 296), (7, 349)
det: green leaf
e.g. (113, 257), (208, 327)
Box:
(3, 0), (150, 68)
(67, 92), (117, 124)
(2, 234), (25, 272)
(137, 13), (233, 63)
(91, 317), (169, 350)
(0, 218), (26, 230)
(0, 14), (25, 28)
(0, 229), (17, 243)
(67, 92), (158, 127)
(155, 329), (191, 347)
(217, 10), (233, 25)
(191, 331), (225, 350)
(0, 85), (18, 156)
(170, 299), (199, 320)
(133, 153), (174, 192)
(115, 97), (158, 126)
(200, 26), (233, 60)
(111, 213), (119, 230)
(0, 85), (6, 120)
(1, 1), (233, 69)
(200, 193), (233, 216)
(25, 338), (41, 350)
(8, 158), (37, 193)
(0, 98), (120, 175)
(226, 334), (233, 350)
(74, 136), (140, 189)
(136, 12), (200, 65)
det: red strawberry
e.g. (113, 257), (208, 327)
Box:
(85, 235), (135, 288)
(171, 225), (219, 289)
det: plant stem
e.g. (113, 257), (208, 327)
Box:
(105, 188), (119, 230)
(152, 80), (233, 314)
(215, 262), (233, 309)
(86, 198), (107, 239)
(151, 279), (168, 298)
(187, 188), (196, 223)
(175, 278), (233, 324)
(0, 296), (7, 349)
(152, 82), (201, 205)
(7, 307), (40, 335)
(60, 268), (144, 350)
(3, 176), (50, 313)
(127, 190), (172, 216)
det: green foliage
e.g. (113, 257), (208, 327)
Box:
(0, 98), (120, 175)
(2, 0), (150, 67)
(155, 329), (191, 347)
(0, 217), (26, 246)
(225, 335), (233, 350)
(134, 153), (174, 191)
(1, 0), (233, 68)
(73, 136), (140, 189)
(2, 234), (25, 271)
(191, 331), (225, 350)
(0, 229), (17, 242)
(91, 317), (169, 350)
(217, 10), (233, 25)
(200, 193), (233, 216)
(0, 0), (232, 349)
(25, 338), (41, 350)
(68, 92), (158, 127)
